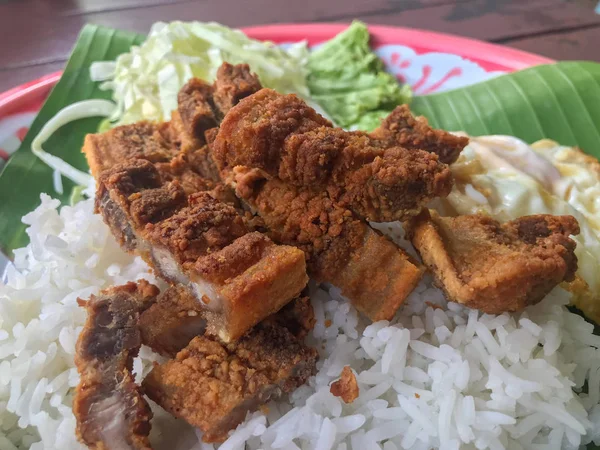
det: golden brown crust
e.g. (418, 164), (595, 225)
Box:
(139, 286), (206, 358)
(139, 293), (315, 358)
(231, 167), (423, 321)
(213, 62), (262, 115)
(74, 281), (158, 450)
(143, 192), (248, 267)
(406, 210), (580, 313)
(96, 160), (309, 343)
(268, 295), (315, 340)
(330, 366), (359, 404)
(213, 88), (331, 174)
(370, 104), (469, 164)
(213, 89), (452, 222)
(83, 122), (177, 178)
(142, 323), (318, 443)
(177, 78), (219, 142)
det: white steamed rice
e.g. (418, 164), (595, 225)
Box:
(1, 195), (600, 450)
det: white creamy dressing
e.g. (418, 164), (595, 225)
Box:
(440, 135), (600, 318)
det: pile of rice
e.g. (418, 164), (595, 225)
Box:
(1, 195), (600, 450)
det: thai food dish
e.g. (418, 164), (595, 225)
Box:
(1, 20), (600, 450)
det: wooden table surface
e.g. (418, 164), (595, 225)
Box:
(1, 0), (599, 94)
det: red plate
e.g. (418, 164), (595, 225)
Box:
(0, 23), (554, 164)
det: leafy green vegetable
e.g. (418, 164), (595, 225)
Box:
(307, 21), (411, 130)
(411, 61), (600, 159)
(94, 21), (311, 126)
(0, 25), (144, 254)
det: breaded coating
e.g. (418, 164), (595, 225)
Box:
(74, 281), (159, 450)
(370, 104), (469, 164)
(140, 291), (314, 358)
(231, 167), (423, 321)
(83, 117), (227, 198)
(330, 366), (359, 404)
(212, 88), (453, 222)
(143, 321), (318, 443)
(139, 286), (206, 358)
(406, 210), (580, 313)
(171, 64), (261, 179)
(96, 160), (308, 342)
(268, 295), (315, 340)
(83, 122), (177, 179)
(177, 78), (219, 142)
(213, 62), (262, 115)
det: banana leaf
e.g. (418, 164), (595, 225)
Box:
(0, 25), (143, 254)
(411, 61), (600, 160)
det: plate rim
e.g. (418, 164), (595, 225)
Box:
(0, 22), (555, 118)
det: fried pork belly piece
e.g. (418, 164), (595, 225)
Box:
(177, 78), (219, 143)
(213, 62), (263, 115)
(140, 289), (314, 358)
(139, 286), (206, 358)
(170, 63), (262, 180)
(231, 167), (423, 321)
(212, 88), (453, 222)
(143, 320), (318, 443)
(82, 119), (221, 198)
(83, 122), (177, 179)
(370, 104), (469, 165)
(406, 210), (580, 313)
(96, 160), (308, 342)
(74, 281), (159, 450)
(268, 295), (316, 340)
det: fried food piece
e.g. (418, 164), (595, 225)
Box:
(139, 286), (206, 358)
(177, 78), (219, 143)
(96, 160), (308, 342)
(143, 321), (318, 443)
(83, 122), (178, 179)
(406, 210), (580, 313)
(140, 290), (315, 358)
(268, 295), (316, 340)
(82, 118), (216, 197)
(212, 88), (453, 222)
(370, 104), (469, 164)
(213, 62), (262, 115)
(74, 281), (159, 450)
(330, 366), (359, 404)
(231, 167), (423, 321)
(170, 64), (262, 179)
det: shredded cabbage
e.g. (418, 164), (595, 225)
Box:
(92, 21), (311, 126)
(31, 99), (115, 188)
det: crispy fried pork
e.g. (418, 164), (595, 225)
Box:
(370, 104), (469, 165)
(74, 281), (158, 450)
(230, 167), (423, 321)
(138, 286), (206, 358)
(96, 160), (308, 342)
(406, 210), (580, 313)
(168, 62), (262, 180)
(139, 289), (314, 358)
(143, 318), (318, 443)
(212, 88), (453, 222)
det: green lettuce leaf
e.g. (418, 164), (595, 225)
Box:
(307, 20), (412, 130)
(0, 25), (143, 254)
